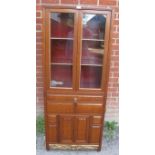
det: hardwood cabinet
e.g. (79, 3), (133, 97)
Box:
(43, 6), (112, 151)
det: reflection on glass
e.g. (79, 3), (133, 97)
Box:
(80, 66), (102, 88)
(81, 40), (104, 65)
(82, 14), (106, 40)
(51, 39), (73, 63)
(51, 65), (72, 87)
(51, 13), (74, 38)
(80, 14), (106, 88)
(50, 13), (74, 88)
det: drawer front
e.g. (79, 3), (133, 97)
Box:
(47, 114), (57, 124)
(47, 101), (74, 113)
(47, 95), (73, 103)
(47, 95), (103, 103)
(91, 116), (103, 125)
(78, 96), (103, 103)
(46, 95), (104, 114)
(76, 103), (104, 114)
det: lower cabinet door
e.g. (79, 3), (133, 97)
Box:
(89, 125), (102, 144)
(74, 115), (89, 143)
(47, 114), (102, 145)
(48, 124), (58, 143)
(59, 115), (74, 144)
(47, 115), (58, 143)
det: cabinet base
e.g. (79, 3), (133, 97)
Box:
(48, 144), (99, 150)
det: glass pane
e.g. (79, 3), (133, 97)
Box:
(81, 40), (104, 65)
(51, 39), (73, 63)
(82, 14), (106, 40)
(80, 14), (106, 88)
(80, 66), (102, 88)
(51, 13), (74, 38)
(50, 13), (74, 88)
(51, 65), (72, 87)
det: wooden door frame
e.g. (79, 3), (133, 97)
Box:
(44, 9), (79, 93)
(76, 10), (112, 93)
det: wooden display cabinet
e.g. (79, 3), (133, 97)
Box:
(43, 6), (112, 151)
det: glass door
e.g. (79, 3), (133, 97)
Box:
(49, 11), (77, 89)
(78, 12), (108, 89)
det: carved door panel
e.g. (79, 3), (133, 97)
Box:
(74, 115), (89, 143)
(89, 115), (102, 144)
(89, 126), (102, 144)
(48, 125), (58, 143)
(59, 115), (74, 143)
(47, 115), (58, 143)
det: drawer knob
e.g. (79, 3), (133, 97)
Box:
(73, 97), (77, 103)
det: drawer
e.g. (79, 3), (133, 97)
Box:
(78, 96), (103, 103)
(47, 95), (103, 103)
(91, 116), (102, 125)
(47, 115), (57, 124)
(47, 95), (73, 103)
(46, 95), (104, 114)
(76, 103), (104, 114)
(47, 101), (74, 113)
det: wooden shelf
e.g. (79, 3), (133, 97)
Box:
(51, 63), (72, 66)
(82, 39), (104, 41)
(88, 48), (104, 54)
(51, 37), (73, 40)
(81, 64), (102, 67)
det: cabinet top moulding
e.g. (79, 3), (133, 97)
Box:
(42, 5), (112, 12)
